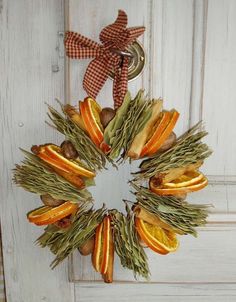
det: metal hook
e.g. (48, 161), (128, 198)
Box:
(109, 41), (146, 82)
(110, 48), (134, 58)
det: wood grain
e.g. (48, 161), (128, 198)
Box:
(1, 0), (236, 301)
(67, 0), (236, 294)
(201, 0), (236, 178)
(151, 0), (194, 135)
(75, 283), (236, 302)
(71, 223), (236, 283)
(0, 1), (74, 301)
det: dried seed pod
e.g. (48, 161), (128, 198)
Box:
(79, 236), (95, 256)
(158, 132), (177, 152)
(31, 145), (40, 155)
(40, 194), (65, 207)
(100, 107), (116, 128)
(54, 217), (72, 229)
(60, 140), (78, 159)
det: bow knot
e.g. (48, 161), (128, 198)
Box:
(65, 10), (145, 108)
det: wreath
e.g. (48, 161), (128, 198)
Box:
(13, 10), (212, 283)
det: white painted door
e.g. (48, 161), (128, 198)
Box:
(1, 1), (236, 302)
(66, 0), (236, 301)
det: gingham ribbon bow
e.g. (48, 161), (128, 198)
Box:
(64, 10), (145, 108)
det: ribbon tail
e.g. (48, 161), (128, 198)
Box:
(83, 58), (110, 99)
(65, 31), (101, 59)
(113, 57), (129, 109)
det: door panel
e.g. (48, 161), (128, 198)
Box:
(70, 222), (236, 283)
(75, 284), (236, 302)
(202, 0), (236, 177)
(65, 0), (236, 300)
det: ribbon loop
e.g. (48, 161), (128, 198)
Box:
(64, 10), (145, 108)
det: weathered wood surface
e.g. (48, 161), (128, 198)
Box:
(70, 223), (236, 283)
(75, 283), (236, 302)
(1, 0), (236, 301)
(67, 0), (236, 300)
(0, 1), (74, 301)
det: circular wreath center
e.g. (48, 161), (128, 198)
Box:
(89, 161), (140, 212)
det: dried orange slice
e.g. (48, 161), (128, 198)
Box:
(150, 175), (208, 195)
(102, 235), (114, 283)
(92, 222), (103, 272)
(164, 170), (204, 188)
(27, 201), (78, 226)
(141, 111), (171, 156)
(92, 216), (112, 275)
(38, 144), (95, 178)
(52, 167), (85, 189)
(135, 217), (179, 254)
(80, 98), (104, 147)
(88, 98), (104, 131)
(141, 110), (179, 157)
(38, 149), (72, 173)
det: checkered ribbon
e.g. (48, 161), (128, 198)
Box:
(65, 10), (145, 108)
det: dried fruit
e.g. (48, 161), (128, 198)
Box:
(164, 170), (204, 188)
(128, 99), (163, 159)
(35, 144), (95, 178)
(27, 201), (78, 226)
(141, 110), (179, 157)
(100, 107), (116, 128)
(135, 217), (179, 254)
(158, 131), (176, 152)
(60, 140), (78, 159)
(52, 167), (85, 189)
(133, 205), (184, 235)
(149, 174), (208, 195)
(40, 194), (64, 207)
(92, 216), (114, 276)
(80, 98), (104, 147)
(79, 236), (95, 256)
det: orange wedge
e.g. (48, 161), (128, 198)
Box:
(92, 216), (113, 275)
(27, 201), (78, 226)
(150, 175), (208, 196)
(135, 217), (179, 254)
(141, 110), (179, 157)
(80, 98), (104, 147)
(37, 144), (95, 178)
